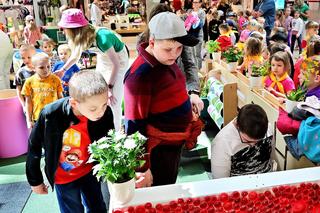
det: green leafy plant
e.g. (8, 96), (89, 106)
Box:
(286, 86), (307, 101)
(222, 47), (242, 63)
(88, 130), (146, 183)
(207, 40), (220, 53)
(251, 62), (270, 77)
(200, 78), (210, 98)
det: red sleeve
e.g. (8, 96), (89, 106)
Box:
(276, 108), (301, 135)
(293, 58), (303, 88)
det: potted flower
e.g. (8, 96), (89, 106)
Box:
(249, 62), (270, 88)
(207, 40), (221, 62)
(285, 86), (306, 113)
(222, 47), (242, 72)
(88, 130), (147, 205)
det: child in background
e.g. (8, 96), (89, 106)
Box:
(302, 21), (320, 49)
(264, 51), (295, 98)
(294, 39), (320, 88)
(274, 10), (284, 28)
(25, 70), (113, 213)
(237, 10), (247, 33)
(216, 23), (232, 51)
(23, 15), (42, 46)
(208, 10), (223, 41)
(40, 38), (60, 69)
(53, 44), (80, 96)
(237, 37), (263, 75)
(211, 104), (274, 179)
(21, 52), (63, 129)
(90, 0), (102, 27)
(291, 10), (304, 54)
(14, 45), (36, 108)
(283, 7), (293, 46)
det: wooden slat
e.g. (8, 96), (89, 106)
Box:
(223, 82), (237, 126)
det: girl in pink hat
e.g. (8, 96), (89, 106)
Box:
(57, 8), (129, 132)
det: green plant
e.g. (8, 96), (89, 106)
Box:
(222, 47), (242, 63)
(206, 40), (220, 53)
(251, 62), (270, 77)
(286, 86), (306, 101)
(88, 130), (146, 183)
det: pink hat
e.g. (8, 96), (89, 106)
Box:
(58, 8), (89, 28)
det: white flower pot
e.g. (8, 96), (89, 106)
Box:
(249, 76), (263, 88)
(227, 62), (237, 72)
(212, 52), (221, 63)
(286, 99), (299, 113)
(108, 178), (135, 206)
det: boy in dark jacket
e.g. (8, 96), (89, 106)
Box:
(26, 70), (114, 213)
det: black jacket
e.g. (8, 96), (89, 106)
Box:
(26, 97), (114, 189)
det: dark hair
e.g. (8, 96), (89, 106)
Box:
(268, 42), (287, 55)
(307, 39), (320, 57)
(270, 31), (288, 44)
(139, 3), (172, 44)
(237, 104), (268, 139)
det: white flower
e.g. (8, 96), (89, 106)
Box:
(96, 136), (108, 144)
(114, 132), (126, 141)
(98, 143), (110, 149)
(124, 138), (136, 149)
(136, 132), (147, 141)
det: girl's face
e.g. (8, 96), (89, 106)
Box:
(294, 12), (300, 19)
(285, 8), (291, 16)
(271, 58), (286, 77)
(58, 49), (70, 62)
(42, 42), (54, 54)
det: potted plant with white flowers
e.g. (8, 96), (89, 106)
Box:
(88, 130), (146, 206)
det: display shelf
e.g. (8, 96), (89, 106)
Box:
(111, 167), (320, 210)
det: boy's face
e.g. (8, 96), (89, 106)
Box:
(34, 58), (51, 78)
(42, 42), (54, 54)
(149, 39), (183, 66)
(58, 49), (70, 62)
(20, 50), (35, 68)
(71, 92), (108, 121)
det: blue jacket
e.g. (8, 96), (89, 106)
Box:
(26, 97), (114, 189)
(254, 0), (276, 29)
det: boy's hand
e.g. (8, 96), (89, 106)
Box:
(31, 183), (49, 194)
(190, 94), (204, 115)
(54, 69), (65, 78)
(135, 169), (153, 188)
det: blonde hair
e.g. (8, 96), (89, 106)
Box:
(32, 52), (50, 65)
(65, 25), (96, 51)
(57, 44), (71, 54)
(244, 37), (262, 57)
(69, 70), (108, 102)
(270, 51), (291, 75)
(305, 21), (319, 30)
(19, 44), (36, 54)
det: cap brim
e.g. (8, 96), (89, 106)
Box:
(58, 21), (88, 28)
(174, 35), (199, 47)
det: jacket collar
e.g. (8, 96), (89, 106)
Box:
(62, 98), (80, 124)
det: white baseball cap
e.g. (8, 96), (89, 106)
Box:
(148, 12), (199, 47)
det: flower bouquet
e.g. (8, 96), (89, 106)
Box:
(88, 130), (147, 205)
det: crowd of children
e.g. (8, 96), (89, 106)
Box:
(3, 0), (320, 212)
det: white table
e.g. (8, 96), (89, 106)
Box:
(111, 167), (320, 210)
